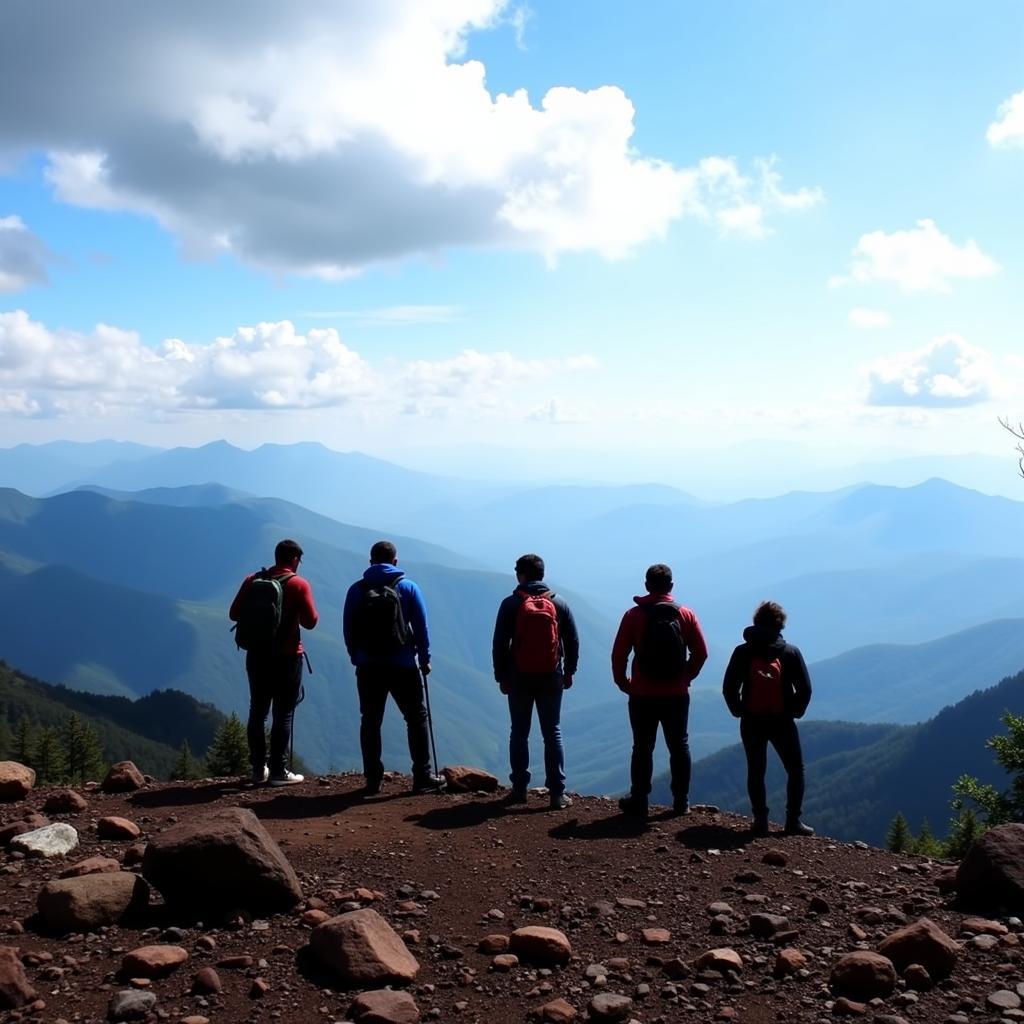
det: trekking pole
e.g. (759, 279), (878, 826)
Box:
(420, 667), (440, 779)
(291, 678), (307, 774)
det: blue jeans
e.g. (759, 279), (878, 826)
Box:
(507, 677), (565, 796)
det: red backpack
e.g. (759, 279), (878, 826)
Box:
(513, 589), (561, 674)
(747, 654), (785, 715)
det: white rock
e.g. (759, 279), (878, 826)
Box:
(11, 822), (79, 858)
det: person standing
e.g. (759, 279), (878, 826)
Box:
(492, 553), (579, 810)
(612, 563), (708, 819)
(229, 538), (318, 786)
(722, 600), (814, 836)
(343, 541), (444, 795)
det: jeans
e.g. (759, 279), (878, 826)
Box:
(627, 694), (691, 804)
(246, 652), (303, 776)
(507, 677), (565, 796)
(740, 714), (805, 819)
(356, 664), (432, 783)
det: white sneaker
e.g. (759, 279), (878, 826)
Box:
(269, 771), (304, 787)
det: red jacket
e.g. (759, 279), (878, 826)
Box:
(611, 593), (708, 697)
(229, 568), (319, 656)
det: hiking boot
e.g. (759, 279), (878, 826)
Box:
(785, 818), (815, 837)
(362, 777), (382, 796)
(504, 789), (528, 805)
(670, 800), (690, 817)
(618, 795), (648, 819)
(549, 793), (573, 810)
(751, 812), (770, 837)
(412, 775), (446, 795)
(251, 764), (269, 786)
(269, 770), (304, 787)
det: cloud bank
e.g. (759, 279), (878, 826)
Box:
(0, 1), (819, 276)
(987, 89), (1024, 148)
(865, 334), (993, 407)
(0, 216), (51, 293)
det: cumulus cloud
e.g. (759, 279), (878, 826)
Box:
(987, 89), (1024, 148)
(0, 310), (596, 419)
(864, 334), (994, 407)
(300, 305), (463, 327)
(0, 216), (51, 293)
(0, 1), (820, 276)
(830, 219), (1000, 293)
(848, 307), (892, 329)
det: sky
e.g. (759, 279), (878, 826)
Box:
(1, 0), (1023, 488)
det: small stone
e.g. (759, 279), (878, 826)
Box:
(59, 855), (121, 879)
(961, 916), (1008, 936)
(101, 761), (146, 793)
(749, 913), (789, 939)
(302, 909), (330, 927)
(98, 817), (142, 841)
(829, 951), (896, 1000)
(696, 948), (743, 973)
(43, 789), (88, 814)
(539, 997), (577, 1023)
(833, 996), (867, 1016)
(249, 977), (269, 998)
(762, 849), (788, 867)
(349, 988), (420, 1023)
(477, 934), (509, 954)
(0, 945), (36, 1009)
(588, 992), (633, 1022)
(491, 953), (518, 971)
(903, 963), (932, 990)
(988, 991), (1022, 1012)
(216, 955), (254, 969)
(970, 933), (1000, 951)
(107, 989), (157, 1021)
(774, 948), (807, 976)
(641, 927), (671, 945)
(121, 945), (188, 978)
(191, 967), (222, 995)
(509, 926), (572, 965)
(706, 902), (734, 917)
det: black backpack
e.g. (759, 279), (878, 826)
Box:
(635, 602), (688, 681)
(232, 569), (294, 652)
(357, 580), (410, 656)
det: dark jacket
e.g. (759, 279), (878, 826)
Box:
(722, 624), (812, 718)
(492, 581), (580, 683)
(342, 563), (430, 670)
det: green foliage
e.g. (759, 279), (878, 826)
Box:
(64, 714), (106, 784)
(205, 713), (250, 776)
(32, 726), (68, 784)
(911, 818), (943, 857)
(952, 710), (1024, 827)
(13, 717), (33, 765)
(944, 806), (982, 860)
(171, 739), (205, 781)
(886, 812), (912, 853)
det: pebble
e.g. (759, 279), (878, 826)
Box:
(108, 990), (157, 1021)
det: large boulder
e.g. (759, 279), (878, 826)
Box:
(877, 917), (960, 977)
(11, 822), (78, 858)
(310, 908), (420, 986)
(44, 789), (88, 814)
(101, 761), (145, 794)
(0, 762), (35, 802)
(509, 926), (572, 965)
(37, 871), (150, 933)
(829, 951), (897, 1000)
(957, 823), (1024, 913)
(441, 766), (499, 793)
(142, 807), (301, 914)
(0, 945), (35, 1009)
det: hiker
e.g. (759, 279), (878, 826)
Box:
(229, 538), (318, 786)
(722, 600), (814, 836)
(612, 563), (708, 819)
(492, 553), (579, 810)
(343, 540), (444, 795)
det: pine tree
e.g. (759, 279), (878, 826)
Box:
(952, 710), (1024, 826)
(912, 818), (941, 857)
(205, 714), (250, 776)
(944, 806), (982, 860)
(33, 727), (68, 785)
(886, 812), (912, 853)
(171, 739), (204, 781)
(64, 714), (106, 784)
(0, 719), (12, 761)
(13, 718), (34, 766)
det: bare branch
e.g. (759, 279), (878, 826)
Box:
(999, 416), (1024, 478)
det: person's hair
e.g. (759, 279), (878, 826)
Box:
(645, 563), (673, 594)
(370, 540), (397, 564)
(753, 600), (787, 630)
(275, 538), (303, 565)
(515, 553), (545, 581)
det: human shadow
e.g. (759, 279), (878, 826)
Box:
(128, 781), (242, 809)
(547, 813), (650, 842)
(244, 789), (407, 821)
(406, 797), (510, 831)
(673, 822), (750, 851)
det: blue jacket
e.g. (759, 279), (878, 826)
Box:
(343, 563), (430, 669)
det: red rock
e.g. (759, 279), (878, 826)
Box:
(122, 944), (189, 978)
(833, 996), (867, 1015)
(302, 909), (330, 927)
(59, 856), (121, 879)
(216, 955), (254, 969)
(509, 926), (572, 965)
(478, 934), (509, 954)
(774, 948), (807, 976)
(195, 935), (217, 951)
(539, 997), (578, 1023)
(101, 761), (145, 793)
(191, 967), (222, 994)
(122, 843), (146, 866)
(441, 765), (499, 793)
(641, 927), (671, 945)
(492, 953), (518, 970)
(98, 816), (141, 841)
(957, 823), (1024, 913)
(829, 951), (896, 1000)
(37, 872), (150, 933)
(43, 790), (88, 814)
(250, 977), (269, 998)
(0, 946), (36, 1009)
(696, 948), (743, 973)
(0, 762), (35, 802)
(350, 988), (420, 1023)
(311, 909), (420, 985)
(0, 813), (48, 847)
(960, 916), (1008, 936)
(182, 1017), (211, 1024)
(761, 849), (788, 867)
(903, 963), (932, 990)
(877, 917), (960, 977)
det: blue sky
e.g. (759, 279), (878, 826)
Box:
(1, 1), (1022, 488)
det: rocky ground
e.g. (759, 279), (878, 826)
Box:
(0, 766), (1020, 1024)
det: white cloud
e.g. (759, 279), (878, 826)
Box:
(987, 89), (1024, 149)
(830, 219), (1000, 293)
(0, 310), (597, 419)
(0, 215), (51, 293)
(528, 397), (586, 424)
(299, 305), (463, 326)
(0, 2), (820, 276)
(864, 334), (994, 407)
(848, 307), (892, 329)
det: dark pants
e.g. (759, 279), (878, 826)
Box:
(627, 694), (691, 804)
(507, 677), (565, 796)
(740, 714), (805, 819)
(246, 652), (303, 776)
(356, 664), (432, 784)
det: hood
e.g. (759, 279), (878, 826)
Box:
(743, 623), (786, 653)
(363, 563), (405, 586)
(633, 592), (674, 607)
(515, 580), (552, 596)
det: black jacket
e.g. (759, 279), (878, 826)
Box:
(722, 624), (812, 718)
(492, 581), (580, 682)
